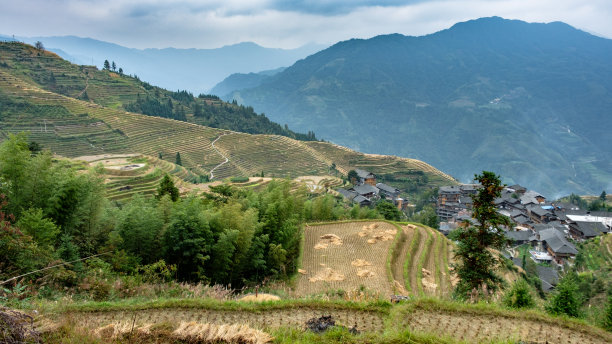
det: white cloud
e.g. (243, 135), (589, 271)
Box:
(0, 0), (611, 48)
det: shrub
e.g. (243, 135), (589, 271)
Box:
(503, 279), (535, 309)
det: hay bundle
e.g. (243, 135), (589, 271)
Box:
(309, 268), (345, 282)
(238, 294), (281, 302)
(356, 269), (375, 278)
(351, 259), (372, 267)
(173, 322), (273, 344)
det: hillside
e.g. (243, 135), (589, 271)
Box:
(227, 17), (612, 197)
(8, 35), (325, 93)
(0, 41), (314, 140)
(0, 42), (454, 197)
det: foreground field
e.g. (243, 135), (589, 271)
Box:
(30, 298), (612, 344)
(296, 221), (454, 298)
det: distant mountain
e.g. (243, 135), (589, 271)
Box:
(227, 17), (612, 197)
(9, 35), (326, 94)
(210, 67), (285, 98)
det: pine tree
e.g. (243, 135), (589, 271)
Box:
(175, 152), (182, 166)
(103, 60), (110, 70)
(453, 171), (510, 298)
(156, 174), (179, 202)
(111, 61), (116, 71)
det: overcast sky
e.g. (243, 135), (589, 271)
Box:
(1, 0), (611, 49)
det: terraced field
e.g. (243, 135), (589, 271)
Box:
(296, 221), (454, 298)
(34, 299), (612, 344)
(76, 154), (201, 200)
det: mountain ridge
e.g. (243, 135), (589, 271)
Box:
(226, 17), (612, 197)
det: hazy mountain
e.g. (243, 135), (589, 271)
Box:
(227, 17), (612, 197)
(210, 67), (285, 98)
(10, 35), (326, 94)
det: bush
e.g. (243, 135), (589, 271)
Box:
(546, 273), (580, 318)
(503, 279), (535, 309)
(230, 176), (249, 183)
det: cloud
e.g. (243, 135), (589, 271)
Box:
(0, 0), (611, 49)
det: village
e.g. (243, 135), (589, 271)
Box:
(336, 168), (611, 293)
(437, 183), (611, 292)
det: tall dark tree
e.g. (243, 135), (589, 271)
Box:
(453, 171), (510, 298)
(601, 190), (607, 202)
(347, 170), (358, 184)
(111, 61), (116, 71)
(34, 41), (44, 50)
(118, 67), (123, 75)
(103, 59), (110, 70)
(175, 152), (182, 166)
(157, 174), (179, 202)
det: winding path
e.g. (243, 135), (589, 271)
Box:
(208, 132), (232, 180)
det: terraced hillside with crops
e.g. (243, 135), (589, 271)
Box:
(296, 221), (454, 298)
(0, 53), (455, 189)
(33, 298), (612, 343)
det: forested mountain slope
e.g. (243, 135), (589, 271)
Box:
(228, 17), (612, 197)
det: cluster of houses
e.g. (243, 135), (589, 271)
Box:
(337, 169), (405, 209)
(437, 183), (611, 292)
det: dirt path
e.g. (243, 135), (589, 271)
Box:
(76, 74), (89, 99)
(409, 227), (426, 295)
(209, 132), (233, 180)
(391, 228), (413, 294)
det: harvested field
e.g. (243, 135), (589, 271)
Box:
(40, 307), (386, 333)
(402, 309), (611, 344)
(297, 221), (398, 296)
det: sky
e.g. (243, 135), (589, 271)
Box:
(1, 0), (611, 49)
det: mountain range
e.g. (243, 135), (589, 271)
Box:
(0, 34), (325, 94)
(220, 17), (612, 197)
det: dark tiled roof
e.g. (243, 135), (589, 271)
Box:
(376, 183), (399, 194)
(355, 169), (374, 179)
(528, 205), (552, 217)
(353, 195), (371, 205)
(572, 221), (607, 238)
(537, 265), (559, 292)
(351, 183), (379, 196)
(505, 230), (532, 242)
(540, 228), (578, 255)
(439, 185), (461, 194)
(337, 188), (358, 200)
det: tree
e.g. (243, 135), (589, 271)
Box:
(16, 208), (59, 249)
(546, 273), (580, 318)
(600, 190), (607, 202)
(103, 60), (110, 70)
(35, 41), (44, 50)
(453, 171), (510, 298)
(157, 174), (179, 202)
(118, 67), (123, 75)
(111, 61), (116, 71)
(175, 152), (182, 166)
(347, 170), (358, 184)
(376, 200), (402, 221)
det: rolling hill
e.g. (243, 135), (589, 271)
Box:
(0, 41), (455, 200)
(225, 17), (612, 198)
